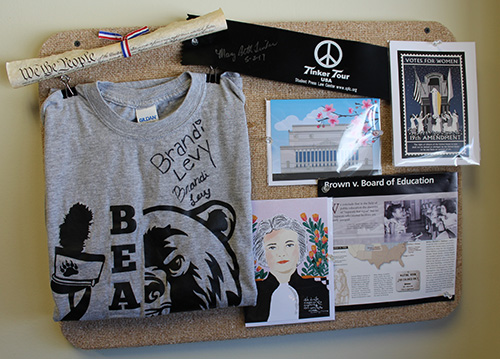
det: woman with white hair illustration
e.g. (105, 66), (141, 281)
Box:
(246, 214), (330, 323)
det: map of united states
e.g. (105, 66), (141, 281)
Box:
(348, 243), (407, 269)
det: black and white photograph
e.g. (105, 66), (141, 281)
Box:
(384, 198), (458, 242)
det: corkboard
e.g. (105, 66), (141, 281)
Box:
(38, 20), (460, 349)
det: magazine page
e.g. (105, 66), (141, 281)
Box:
(318, 172), (458, 309)
(245, 197), (335, 327)
(266, 98), (382, 186)
(389, 41), (480, 166)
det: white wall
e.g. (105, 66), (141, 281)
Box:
(1, 0), (498, 358)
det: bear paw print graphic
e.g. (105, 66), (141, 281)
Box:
(60, 260), (79, 277)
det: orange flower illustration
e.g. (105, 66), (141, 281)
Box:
(312, 213), (319, 222)
(300, 213), (307, 222)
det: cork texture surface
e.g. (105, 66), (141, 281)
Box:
(38, 20), (460, 349)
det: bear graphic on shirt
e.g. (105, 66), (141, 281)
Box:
(143, 200), (242, 315)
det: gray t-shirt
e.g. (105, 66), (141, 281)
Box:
(41, 72), (256, 321)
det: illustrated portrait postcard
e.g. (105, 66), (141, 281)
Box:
(244, 197), (335, 327)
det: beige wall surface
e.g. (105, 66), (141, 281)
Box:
(0, 0), (498, 358)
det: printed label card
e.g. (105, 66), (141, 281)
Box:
(245, 197), (335, 327)
(389, 41), (480, 166)
(266, 98), (382, 186)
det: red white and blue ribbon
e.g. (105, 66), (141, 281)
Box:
(98, 26), (150, 58)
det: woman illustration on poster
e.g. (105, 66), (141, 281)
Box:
(246, 214), (330, 323)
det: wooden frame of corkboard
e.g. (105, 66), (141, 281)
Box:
(37, 20), (460, 349)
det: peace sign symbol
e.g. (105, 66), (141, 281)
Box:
(314, 40), (343, 69)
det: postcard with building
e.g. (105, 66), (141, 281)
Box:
(266, 98), (382, 186)
(389, 41), (480, 166)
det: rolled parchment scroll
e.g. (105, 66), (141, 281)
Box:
(6, 8), (227, 88)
